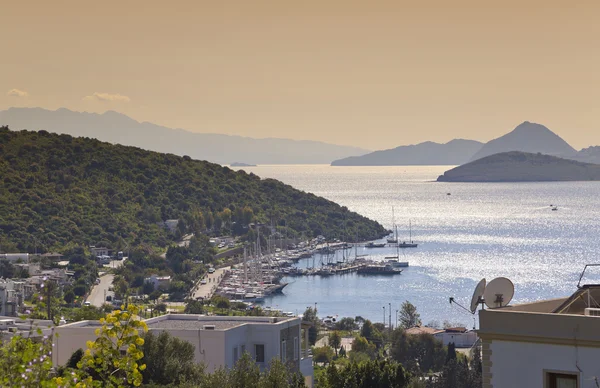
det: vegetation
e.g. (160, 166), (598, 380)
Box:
(0, 126), (386, 252)
(398, 301), (421, 329)
(317, 359), (411, 388)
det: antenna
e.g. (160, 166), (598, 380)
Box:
(470, 278), (486, 313)
(483, 277), (514, 308)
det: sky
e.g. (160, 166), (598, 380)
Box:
(1, 0), (599, 150)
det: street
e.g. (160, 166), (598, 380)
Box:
(191, 266), (230, 300)
(86, 273), (114, 307)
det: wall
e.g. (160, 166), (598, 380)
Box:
(435, 331), (478, 348)
(490, 339), (600, 388)
(54, 325), (99, 366)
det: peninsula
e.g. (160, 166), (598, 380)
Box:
(437, 151), (600, 182)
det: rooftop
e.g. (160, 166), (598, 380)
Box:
(145, 314), (299, 331)
(405, 326), (443, 336)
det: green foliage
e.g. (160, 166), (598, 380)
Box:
(334, 317), (358, 331)
(0, 328), (55, 387)
(398, 301), (421, 329)
(317, 359), (411, 388)
(184, 299), (205, 314)
(302, 307), (319, 345)
(313, 346), (335, 364)
(329, 331), (342, 356)
(141, 331), (205, 385)
(0, 126), (386, 251)
(390, 329), (446, 375)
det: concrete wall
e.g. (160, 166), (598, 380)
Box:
(489, 339), (600, 388)
(54, 325), (98, 366)
(434, 331), (478, 348)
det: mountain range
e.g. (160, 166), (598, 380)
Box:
(0, 107), (368, 165)
(332, 121), (599, 166)
(331, 139), (483, 166)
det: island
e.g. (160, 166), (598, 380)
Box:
(437, 151), (600, 182)
(230, 162), (257, 167)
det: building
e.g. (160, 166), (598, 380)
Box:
(144, 274), (172, 290)
(434, 327), (478, 348)
(478, 285), (600, 388)
(0, 315), (54, 341)
(54, 314), (314, 387)
(0, 279), (19, 316)
(90, 247), (109, 257)
(0, 253), (29, 263)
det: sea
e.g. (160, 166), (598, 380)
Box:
(232, 165), (600, 327)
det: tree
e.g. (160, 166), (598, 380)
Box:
(329, 331), (342, 356)
(141, 331), (204, 385)
(77, 305), (148, 387)
(334, 317), (358, 331)
(317, 359), (410, 388)
(446, 342), (457, 363)
(399, 301), (421, 329)
(142, 281), (154, 295)
(184, 299), (204, 314)
(312, 346), (335, 364)
(64, 290), (76, 305)
(302, 307), (319, 345)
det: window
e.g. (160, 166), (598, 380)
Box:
(233, 346), (239, 364)
(281, 340), (287, 362)
(255, 344), (265, 363)
(547, 372), (578, 388)
(241, 344), (246, 355)
(293, 336), (299, 360)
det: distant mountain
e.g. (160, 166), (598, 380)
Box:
(0, 107), (368, 165)
(331, 139), (483, 166)
(438, 151), (600, 182)
(469, 121), (576, 162)
(573, 146), (600, 165)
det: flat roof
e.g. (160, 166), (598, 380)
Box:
(145, 314), (299, 331)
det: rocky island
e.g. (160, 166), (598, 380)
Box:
(437, 151), (600, 182)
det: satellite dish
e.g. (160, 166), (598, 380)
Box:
(484, 277), (514, 308)
(470, 278), (486, 313)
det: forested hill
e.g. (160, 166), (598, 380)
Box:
(0, 126), (386, 252)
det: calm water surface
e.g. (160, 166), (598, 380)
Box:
(233, 165), (600, 327)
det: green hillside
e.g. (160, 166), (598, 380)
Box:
(0, 126), (386, 252)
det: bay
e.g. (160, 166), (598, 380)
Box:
(233, 165), (600, 327)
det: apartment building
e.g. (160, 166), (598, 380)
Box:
(54, 314), (314, 387)
(479, 285), (600, 388)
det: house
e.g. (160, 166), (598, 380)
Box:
(144, 274), (172, 290)
(478, 284), (600, 388)
(434, 327), (478, 348)
(90, 247), (109, 257)
(0, 316), (54, 341)
(54, 314), (315, 387)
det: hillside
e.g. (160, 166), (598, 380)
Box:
(573, 146), (600, 165)
(331, 139), (483, 166)
(469, 121), (576, 162)
(438, 151), (600, 182)
(0, 107), (368, 165)
(0, 126), (386, 252)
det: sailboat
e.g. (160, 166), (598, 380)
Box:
(385, 226), (409, 267)
(398, 219), (418, 248)
(387, 206), (398, 244)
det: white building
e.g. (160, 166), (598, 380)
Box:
(144, 274), (172, 290)
(0, 279), (18, 316)
(479, 285), (600, 388)
(90, 247), (109, 257)
(405, 325), (478, 348)
(54, 314), (314, 387)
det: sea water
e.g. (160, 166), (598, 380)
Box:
(232, 165), (600, 327)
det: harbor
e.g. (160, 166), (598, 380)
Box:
(205, 233), (411, 305)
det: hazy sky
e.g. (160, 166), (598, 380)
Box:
(2, 0), (598, 150)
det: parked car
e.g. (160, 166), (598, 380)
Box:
(200, 279), (207, 285)
(208, 268), (215, 274)
(83, 301), (91, 306)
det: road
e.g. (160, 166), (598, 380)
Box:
(191, 266), (230, 300)
(86, 273), (114, 307)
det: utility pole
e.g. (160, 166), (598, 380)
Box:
(383, 306), (386, 327)
(389, 302), (392, 330)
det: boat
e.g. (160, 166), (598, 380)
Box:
(357, 264), (402, 275)
(398, 220), (418, 248)
(366, 242), (386, 248)
(551, 206), (558, 211)
(387, 206), (398, 243)
(385, 258), (409, 268)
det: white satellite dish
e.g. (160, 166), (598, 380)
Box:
(470, 278), (486, 313)
(483, 277), (514, 308)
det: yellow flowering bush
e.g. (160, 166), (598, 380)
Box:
(76, 305), (148, 387)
